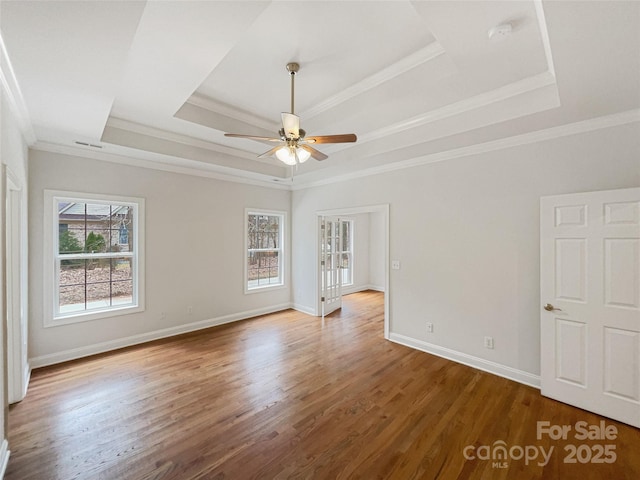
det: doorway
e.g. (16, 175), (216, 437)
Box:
(316, 205), (389, 338)
(5, 169), (28, 403)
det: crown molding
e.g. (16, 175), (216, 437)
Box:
(302, 41), (446, 119)
(357, 70), (557, 146)
(0, 31), (37, 145)
(185, 94), (279, 132)
(292, 109), (640, 190)
(32, 141), (292, 190)
(534, 0), (556, 78)
(105, 117), (261, 161)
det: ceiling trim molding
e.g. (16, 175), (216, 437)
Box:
(302, 42), (446, 119)
(292, 109), (640, 190)
(105, 117), (260, 161)
(357, 70), (557, 146)
(534, 0), (556, 78)
(32, 141), (291, 190)
(0, 31), (37, 145)
(176, 68), (557, 162)
(185, 94), (279, 132)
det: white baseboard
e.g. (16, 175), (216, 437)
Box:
(0, 440), (10, 479)
(30, 303), (292, 368)
(389, 333), (541, 389)
(342, 284), (385, 295)
(291, 303), (315, 316)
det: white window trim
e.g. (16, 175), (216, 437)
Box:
(244, 208), (286, 294)
(43, 190), (145, 327)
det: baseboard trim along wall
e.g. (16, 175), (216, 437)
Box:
(0, 440), (10, 479)
(30, 303), (292, 369)
(389, 333), (541, 389)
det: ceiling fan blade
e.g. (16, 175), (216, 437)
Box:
(258, 145), (284, 158)
(281, 113), (300, 139)
(224, 133), (281, 142)
(299, 144), (328, 161)
(305, 133), (357, 144)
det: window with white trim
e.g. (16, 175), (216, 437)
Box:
(246, 210), (285, 292)
(340, 220), (354, 286)
(45, 191), (145, 326)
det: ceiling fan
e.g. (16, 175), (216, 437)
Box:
(224, 62), (357, 166)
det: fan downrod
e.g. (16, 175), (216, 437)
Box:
(286, 62), (299, 75)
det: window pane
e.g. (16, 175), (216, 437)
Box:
(59, 285), (86, 313)
(246, 212), (283, 290)
(86, 280), (111, 309)
(58, 257), (134, 313)
(85, 229), (109, 253)
(59, 202), (86, 252)
(112, 280), (133, 306)
(247, 251), (281, 287)
(342, 222), (351, 252)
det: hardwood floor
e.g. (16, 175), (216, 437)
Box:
(6, 291), (640, 479)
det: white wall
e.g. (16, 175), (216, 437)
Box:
(29, 149), (291, 366)
(292, 122), (640, 382)
(338, 212), (385, 295)
(368, 211), (385, 291)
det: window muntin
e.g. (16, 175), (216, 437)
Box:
(46, 191), (144, 325)
(246, 211), (285, 291)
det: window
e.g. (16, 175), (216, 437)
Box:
(340, 220), (353, 286)
(246, 210), (285, 292)
(44, 191), (145, 326)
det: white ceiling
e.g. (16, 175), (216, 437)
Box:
(2, 1), (639, 186)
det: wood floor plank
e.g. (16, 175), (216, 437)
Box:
(6, 291), (640, 479)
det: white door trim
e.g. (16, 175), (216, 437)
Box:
(5, 168), (29, 403)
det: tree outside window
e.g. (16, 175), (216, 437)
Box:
(246, 211), (285, 291)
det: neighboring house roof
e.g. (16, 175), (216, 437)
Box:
(58, 202), (130, 222)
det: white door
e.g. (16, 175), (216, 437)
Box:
(541, 187), (640, 427)
(319, 216), (343, 317)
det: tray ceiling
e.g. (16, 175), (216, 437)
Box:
(1, 1), (638, 186)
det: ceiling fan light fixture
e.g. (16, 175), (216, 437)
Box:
(224, 62), (356, 165)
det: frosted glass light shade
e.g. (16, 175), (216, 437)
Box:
(275, 146), (297, 165)
(275, 146), (311, 165)
(297, 148), (311, 163)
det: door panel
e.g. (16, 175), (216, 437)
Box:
(541, 187), (640, 428)
(320, 216), (343, 317)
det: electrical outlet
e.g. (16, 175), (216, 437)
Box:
(392, 260), (401, 270)
(187, 306), (193, 315)
(160, 311), (166, 320)
(426, 322), (434, 333)
(484, 336), (494, 349)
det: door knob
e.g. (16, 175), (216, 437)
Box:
(543, 303), (556, 311)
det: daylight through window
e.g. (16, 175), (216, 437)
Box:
(50, 193), (144, 323)
(246, 211), (284, 291)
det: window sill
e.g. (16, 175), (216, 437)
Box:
(244, 283), (286, 295)
(45, 304), (144, 328)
